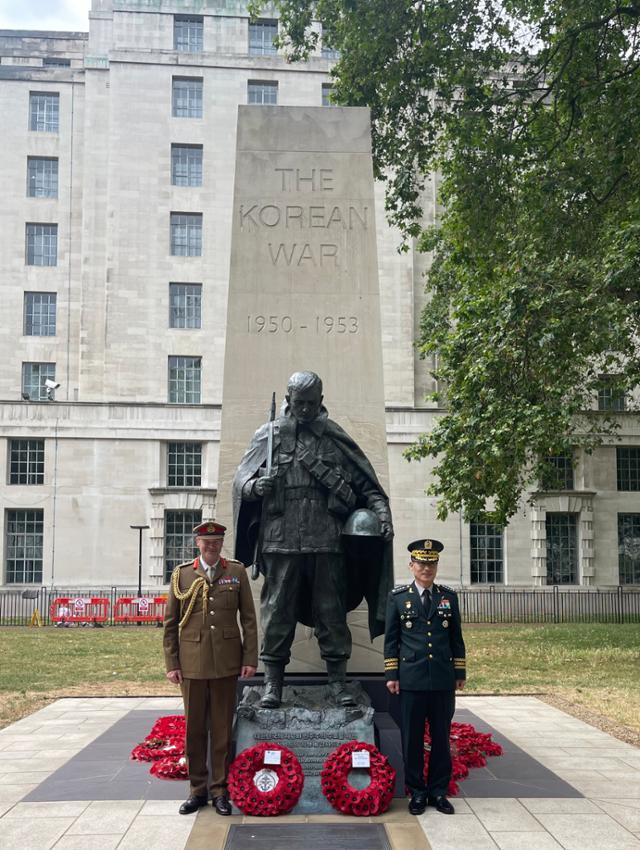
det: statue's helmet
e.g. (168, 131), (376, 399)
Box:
(342, 508), (382, 538)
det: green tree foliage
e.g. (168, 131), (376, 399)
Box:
(253, 0), (640, 522)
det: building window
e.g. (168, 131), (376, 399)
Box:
(617, 447), (640, 491)
(43, 57), (71, 67)
(169, 283), (202, 329)
(27, 157), (58, 198)
(26, 223), (57, 266)
(22, 362), (55, 401)
(546, 513), (578, 584)
(619, 514), (640, 585)
(24, 292), (56, 336)
(164, 509), (201, 581)
(598, 379), (626, 412)
(470, 520), (504, 583)
(170, 213), (202, 256)
(5, 508), (44, 584)
(168, 356), (201, 404)
(249, 19), (277, 55)
(172, 77), (203, 118)
(321, 45), (340, 59)
(541, 453), (574, 491)
(171, 144), (203, 187)
(8, 439), (45, 485)
(248, 80), (278, 105)
(29, 92), (59, 132)
(321, 83), (333, 106)
(168, 442), (202, 487)
(174, 15), (203, 52)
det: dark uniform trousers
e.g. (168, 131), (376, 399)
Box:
(181, 676), (237, 798)
(260, 551), (350, 664)
(384, 583), (466, 797)
(400, 689), (455, 795)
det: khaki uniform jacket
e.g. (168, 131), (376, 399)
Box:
(163, 556), (258, 679)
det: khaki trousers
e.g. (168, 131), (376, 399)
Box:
(181, 676), (237, 797)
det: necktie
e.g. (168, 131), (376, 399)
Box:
(422, 589), (431, 611)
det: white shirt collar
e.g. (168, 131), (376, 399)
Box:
(200, 556), (219, 576)
(413, 580), (433, 597)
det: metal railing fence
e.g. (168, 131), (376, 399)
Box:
(0, 585), (638, 626)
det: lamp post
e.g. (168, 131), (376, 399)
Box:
(130, 524), (150, 598)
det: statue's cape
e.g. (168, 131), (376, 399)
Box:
(231, 412), (394, 640)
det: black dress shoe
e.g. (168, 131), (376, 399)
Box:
(428, 795), (455, 815)
(408, 791), (428, 815)
(212, 795), (232, 816)
(179, 794), (208, 815)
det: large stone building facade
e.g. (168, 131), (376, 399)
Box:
(0, 0), (638, 592)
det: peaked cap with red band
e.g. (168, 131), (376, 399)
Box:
(193, 520), (226, 538)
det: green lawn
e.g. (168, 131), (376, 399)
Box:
(1, 623), (638, 736)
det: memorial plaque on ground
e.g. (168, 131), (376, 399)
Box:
(234, 684), (376, 813)
(218, 106), (391, 673)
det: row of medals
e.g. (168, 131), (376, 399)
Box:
(400, 598), (449, 629)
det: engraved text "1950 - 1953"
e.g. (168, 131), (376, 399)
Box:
(247, 315), (359, 334)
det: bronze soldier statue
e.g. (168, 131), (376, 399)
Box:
(232, 371), (394, 708)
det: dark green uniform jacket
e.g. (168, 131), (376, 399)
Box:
(384, 583), (466, 690)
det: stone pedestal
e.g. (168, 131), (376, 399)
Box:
(234, 683), (376, 814)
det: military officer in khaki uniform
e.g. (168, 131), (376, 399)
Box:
(384, 539), (466, 817)
(164, 520), (258, 816)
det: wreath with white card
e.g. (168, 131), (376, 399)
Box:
(320, 741), (396, 816)
(228, 742), (304, 816)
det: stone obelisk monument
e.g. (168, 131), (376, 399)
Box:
(218, 106), (389, 672)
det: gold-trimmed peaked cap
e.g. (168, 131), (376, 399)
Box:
(193, 519), (226, 538)
(408, 538), (444, 564)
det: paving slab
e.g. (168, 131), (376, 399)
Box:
(117, 814), (193, 850)
(0, 816), (75, 850)
(593, 800), (640, 832)
(465, 798), (546, 831)
(53, 836), (122, 850)
(64, 799), (143, 835)
(534, 812), (640, 849)
(419, 811), (497, 850)
(491, 832), (563, 850)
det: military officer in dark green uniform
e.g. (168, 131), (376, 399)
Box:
(384, 539), (466, 816)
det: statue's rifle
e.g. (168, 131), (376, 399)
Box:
(251, 391), (276, 580)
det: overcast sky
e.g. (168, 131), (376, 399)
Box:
(0, 0), (90, 32)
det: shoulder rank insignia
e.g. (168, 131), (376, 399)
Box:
(391, 584), (409, 595)
(437, 583), (456, 594)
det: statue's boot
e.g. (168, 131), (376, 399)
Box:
(326, 660), (356, 707)
(260, 663), (285, 708)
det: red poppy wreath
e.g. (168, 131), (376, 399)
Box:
(423, 721), (503, 795)
(131, 715), (187, 779)
(321, 741), (396, 816)
(228, 743), (304, 816)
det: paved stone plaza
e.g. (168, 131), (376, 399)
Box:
(1, 696), (639, 850)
